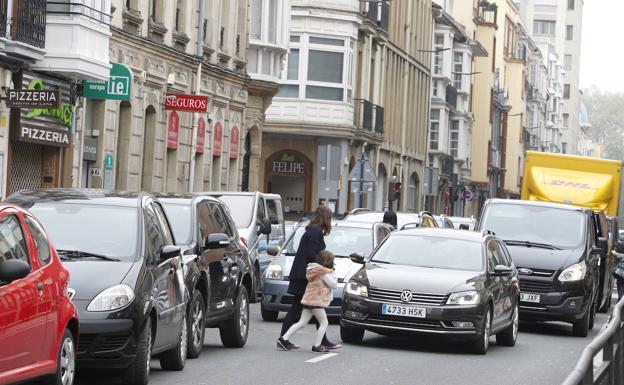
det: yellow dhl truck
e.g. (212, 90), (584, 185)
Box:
(521, 151), (624, 217)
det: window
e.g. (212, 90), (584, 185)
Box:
(453, 53), (463, 89)
(450, 120), (459, 158)
(250, 0), (262, 39)
(287, 49), (299, 80)
(533, 20), (556, 35)
(433, 34), (444, 75)
(429, 109), (440, 150)
(153, 203), (174, 246)
(566, 25), (573, 40)
(563, 113), (569, 128)
(564, 84), (570, 99)
(0, 215), (29, 265)
(568, 0), (574, 9)
(562, 142), (568, 154)
(564, 55), (572, 71)
(432, 81), (439, 97)
(504, 17), (516, 58)
(267, 0), (277, 43)
(308, 51), (343, 83)
(25, 216), (51, 265)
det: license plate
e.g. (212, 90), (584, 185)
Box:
(381, 304), (426, 318)
(520, 293), (541, 303)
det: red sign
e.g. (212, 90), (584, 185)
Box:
(164, 93), (209, 112)
(230, 126), (239, 159)
(196, 117), (206, 153)
(213, 121), (223, 157)
(167, 111), (179, 149)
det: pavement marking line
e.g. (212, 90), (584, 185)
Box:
(305, 353), (339, 363)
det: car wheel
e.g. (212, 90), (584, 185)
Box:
(573, 304), (591, 337)
(471, 307), (491, 355)
(251, 264), (261, 303)
(187, 290), (206, 359)
(43, 328), (76, 385)
(160, 312), (188, 371)
(123, 318), (152, 385)
(261, 302), (279, 321)
(340, 325), (364, 344)
(496, 302), (518, 347)
(219, 287), (249, 348)
(589, 300), (597, 331)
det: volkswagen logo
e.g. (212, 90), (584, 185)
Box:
(518, 268), (533, 276)
(400, 290), (413, 303)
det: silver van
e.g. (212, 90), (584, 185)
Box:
(205, 192), (286, 302)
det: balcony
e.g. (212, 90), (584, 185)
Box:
(475, 1), (497, 25)
(31, 1), (111, 80)
(379, 1), (389, 31)
(445, 85), (457, 110)
(0, 0), (47, 61)
(360, 0), (389, 32)
(354, 99), (383, 142)
(374, 105), (384, 134)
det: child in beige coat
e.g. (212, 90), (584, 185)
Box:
(278, 250), (337, 353)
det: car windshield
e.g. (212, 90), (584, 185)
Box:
(283, 225), (373, 257)
(480, 204), (584, 249)
(28, 203), (139, 259)
(215, 195), (254, 228)
(371, 235), (484, 271)
(161, 203), (192, 245)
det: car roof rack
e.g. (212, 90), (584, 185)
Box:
(348, 208), (372, 216)
(400, 222), (426, 231)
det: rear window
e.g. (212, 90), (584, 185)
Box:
(161, 203), (192, 245)
(215, 195), (255, 228)
(283, 225), (373, 257)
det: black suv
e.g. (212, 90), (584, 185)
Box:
(158, 194), (253, 358)
(6, 189), (188, 385)
(478, 199), (607, 337)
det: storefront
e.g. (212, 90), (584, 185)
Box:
(264, 149), (313, 215)
(8, 72), (74, 194)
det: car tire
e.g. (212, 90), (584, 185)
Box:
(340, 325), (364, 344)
(187, 290), (206, 359)
(43, 328), (76, 385)
(471, 307), (491, 355)
(496, 303), (518, 347)
(589, 300), (597, 331)
(160, 312), (188, 371)
(123, 318), (152, 385)
(599, 294), (612, 313)
(219, 287), (249, 348)
(261, 302), (279, 322)
(251, 264), (261, 304)
(573, 305), (591, 337)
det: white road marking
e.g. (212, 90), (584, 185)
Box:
(305, 352), (339, 363)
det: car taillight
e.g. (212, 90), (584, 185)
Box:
(240, 237), (248, 247)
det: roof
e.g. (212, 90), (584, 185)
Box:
(201, 191), (282, 199)
(5, 189), (147, 209)
(395, 227), (486, 242)
(297, 219), (380, 230)
(154, 193), (222, 206)
(486, 198), (586, 212)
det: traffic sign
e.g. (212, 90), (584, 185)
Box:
(464, 189), (474, 201)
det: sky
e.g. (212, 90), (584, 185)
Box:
(580, 0), (624, 92)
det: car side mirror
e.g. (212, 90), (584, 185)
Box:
(459, 224), (469, 230)
(204, 233), (230, 250)
(616, 240), (624, 254)
(267, 246), (280, 256)
(0, 259), (31, 284)
(257, 218), (272, 236)
(160, 245), (182, 262)
(349, 252), (366, 265)
(492, 265), (513, 277)
(593, 237), (608, 254)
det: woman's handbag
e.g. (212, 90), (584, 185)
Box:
(612, 261), (624, 280)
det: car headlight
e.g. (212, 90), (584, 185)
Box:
(87, 284), (135, 312)
(266, 264), (284, 280)
(558, 261), (586, 282)
(447, 290), (480, 305)
(345, 281), (368, 297)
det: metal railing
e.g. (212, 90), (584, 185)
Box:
(561, 298), (624, 385)
(379, 1), (389, 31)
(374, 104), (384, 135)
(0, 0), (7, 37)
(355, 99), (373, 131)
(12, 0), (47, 48)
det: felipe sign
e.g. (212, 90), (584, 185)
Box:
(164, 93), (209, 112)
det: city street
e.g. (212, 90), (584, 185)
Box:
(75, 302), (610, 385)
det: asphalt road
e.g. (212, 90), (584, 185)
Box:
(75, 302), (611, 385)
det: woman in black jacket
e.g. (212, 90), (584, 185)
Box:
(278, 205), (341, 350)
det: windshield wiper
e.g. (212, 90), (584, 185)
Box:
(502, 240), (561, 250)
(282, 252), (297, 256)
(370, 260), (391, 264)
(57, 249), (121, 262)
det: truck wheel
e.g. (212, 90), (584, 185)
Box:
(123, 318), (152, 385)
(261, 302), (279, 322)
(219, 287), (249, 347)
(573, 306), (591, 337)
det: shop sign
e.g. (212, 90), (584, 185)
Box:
(230, 126), (239, 159)
(164, 93), (209, 112)
(19, 126), (70, 147)
(213, 121), (223, 157)
(6, 89), (60, 109)
(167, 111), (179, 149)
(83, 63), (133, 101)
(24, 79), (74, 128)
(104, 154), (113, 170)
(196, 117), (206, 153)
(272, 152), (305, 174)
(83, 137), (97, 161)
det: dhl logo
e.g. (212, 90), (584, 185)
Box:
(548, 179), (593, 189)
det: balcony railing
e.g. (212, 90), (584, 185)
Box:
(365, 1), (378, 25)
(379, 1), (389, 31)
(11, 0), (47, 48)
(374, 105), (384, 134)
(476, 2), (497, 25)
(0, 0), (7, 37)
(355, 99), (374, 131)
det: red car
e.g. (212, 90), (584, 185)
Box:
(0, 204), (79, 385)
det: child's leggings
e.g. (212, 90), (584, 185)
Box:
(282, 307), (328, 347)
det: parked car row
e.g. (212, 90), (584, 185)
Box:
(0, 189), (288, 385)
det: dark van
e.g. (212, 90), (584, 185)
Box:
(477, 199), (607, 337)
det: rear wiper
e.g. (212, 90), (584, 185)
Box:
(282, 252), (297, 256)
(503, 240), (561, 250)
(57, 249), (121, 262)
(370, 260), (390, 264)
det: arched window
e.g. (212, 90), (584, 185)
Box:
(407, 173), (420, 212)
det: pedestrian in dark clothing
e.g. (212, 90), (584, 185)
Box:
(279, 205), (342, 350)
(383, 210), (398, 229)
